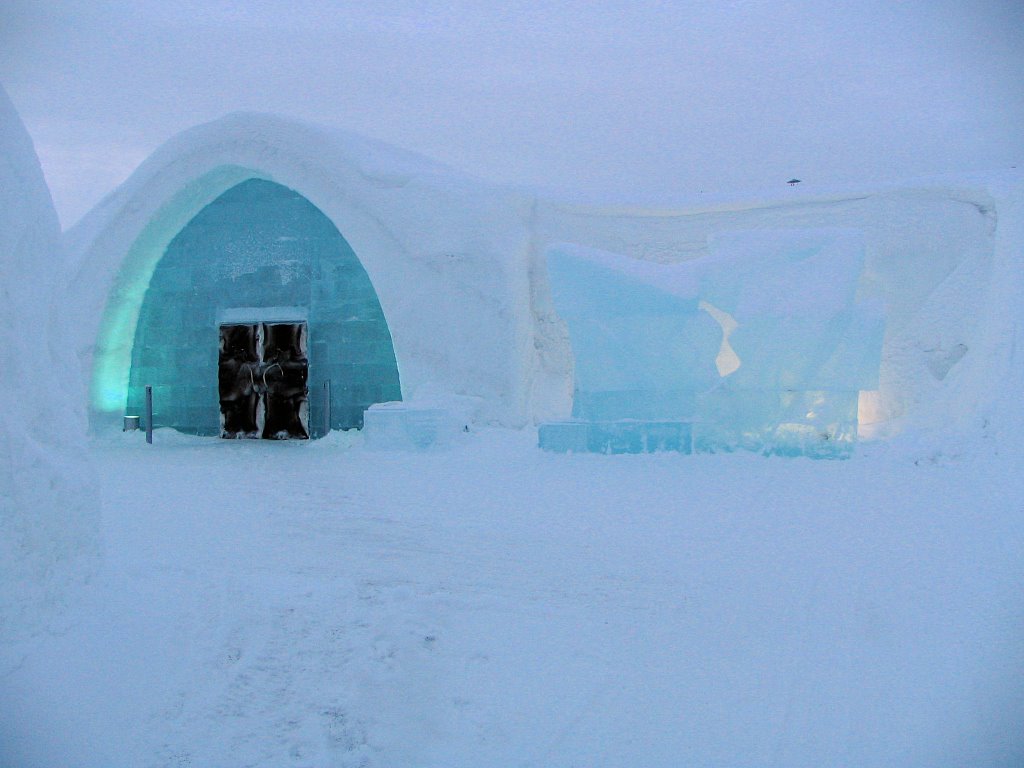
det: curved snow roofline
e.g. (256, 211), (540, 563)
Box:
(66, 111), (494, 260)
(62, 111), (535, 426)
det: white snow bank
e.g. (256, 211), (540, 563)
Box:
(0, 86), (99, 646)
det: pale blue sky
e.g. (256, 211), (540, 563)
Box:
(2, 0), (1022, 226)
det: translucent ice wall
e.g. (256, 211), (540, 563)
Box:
(543, 230), (885, 457)
(126, 178), (401, 435)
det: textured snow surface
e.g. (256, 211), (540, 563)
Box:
(2, 429), (1023, 767)
(0, 86), (99, 643)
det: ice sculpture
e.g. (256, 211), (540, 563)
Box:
(540, 229), (885, 458)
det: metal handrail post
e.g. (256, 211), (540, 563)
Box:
(145, 385), (153, 444)
(323, 380), (331, 437)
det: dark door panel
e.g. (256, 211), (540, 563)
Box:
(218, 321), (309, 439)
(262, 323), (309, 439)
(218, 324), (260, 438)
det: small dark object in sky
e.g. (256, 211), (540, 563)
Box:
(787, 178), (801, 186)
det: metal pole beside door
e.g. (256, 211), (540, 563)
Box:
(323, 380), (332, 437)
(145, 385), (153, 444)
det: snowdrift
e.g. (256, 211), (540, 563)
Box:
(0, 86), (99, 645)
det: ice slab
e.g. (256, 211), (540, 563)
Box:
(539, 421), (692, 455)
(691, 389), (859, 458)
(363, 403), (454, 451)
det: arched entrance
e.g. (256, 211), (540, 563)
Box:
(125, 178), (401, 438)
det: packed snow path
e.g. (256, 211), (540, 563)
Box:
(3, 430), (1023, 767)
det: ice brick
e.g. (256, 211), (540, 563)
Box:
(539, 421), (692, 455)
(363, 403), (453, 451)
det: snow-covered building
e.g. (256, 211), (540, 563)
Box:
(62, 113), (1022, 456)
(63, 114), (541, 440)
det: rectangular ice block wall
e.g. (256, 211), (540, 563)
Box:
(539, 421), (693, 454)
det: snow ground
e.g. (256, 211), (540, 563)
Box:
(2, 429), (1023, 767)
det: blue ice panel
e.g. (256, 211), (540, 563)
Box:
(546, 248), (721, 421)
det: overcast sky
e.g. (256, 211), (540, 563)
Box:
(2, 0), (1022, 228)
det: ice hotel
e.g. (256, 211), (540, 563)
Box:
(62, 113), (1009, 457)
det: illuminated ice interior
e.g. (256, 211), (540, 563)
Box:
(125, 178), (401, 436)
(540, 230), (886, 458)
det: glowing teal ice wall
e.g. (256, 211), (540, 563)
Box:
(126, 178), (401, 436)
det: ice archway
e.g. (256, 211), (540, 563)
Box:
(62, 112), (538, 433)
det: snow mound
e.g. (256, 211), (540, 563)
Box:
(0, 85), (100, 647)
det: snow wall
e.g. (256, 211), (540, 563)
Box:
(64, 111), (1023, 443)
(0, 86), (99, 645)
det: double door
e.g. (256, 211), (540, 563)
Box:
(218, 322), (309, 439)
